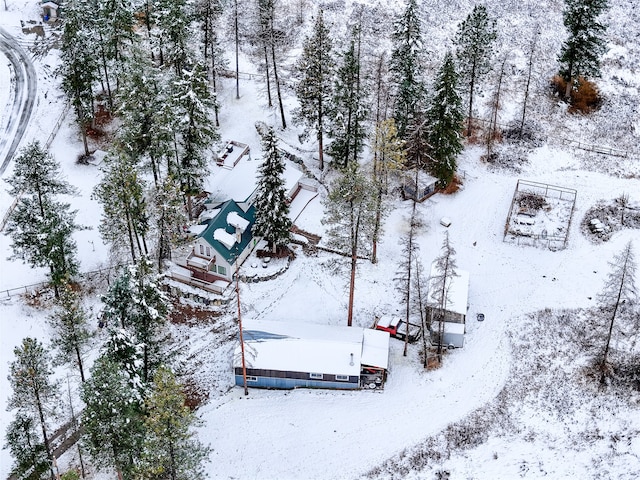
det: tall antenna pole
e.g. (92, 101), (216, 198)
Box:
(236, 262), (248, 395)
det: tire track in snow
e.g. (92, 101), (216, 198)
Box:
(0, 26), (37, 176)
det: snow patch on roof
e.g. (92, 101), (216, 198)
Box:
(227, 211), (249, 232)
(214, 228), (236, 250)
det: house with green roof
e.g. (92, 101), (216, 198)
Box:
(171, 200), (257, 292)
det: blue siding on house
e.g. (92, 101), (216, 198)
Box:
(234, 375), (359, 390)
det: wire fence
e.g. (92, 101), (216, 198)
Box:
(0, 263), (127, 300)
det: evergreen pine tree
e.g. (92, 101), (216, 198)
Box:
(323, 164), (376, 326)
(101, 259), (171, 384)
(328, 24), (368, 170)
(93, 152), (150, 262)
(425, 52), (464, 187)
(7, 338), (58, 479)
(196, 0), (226, 126)
(252, 126), (292, 254)
(94, 0), (136, 107)
(558, 0), (608, 97)
(151, 0), (192, 74)
(115, 45), (166, 186)
(389, 0), (424, 139)
(172, 63), (219, 220)
(81, 356), (145, 479)
(154, 175), (187, 270)
(58, 0), (99, 157)
(136, 367), (210, 480)
(454, 4), (497, 137)
(293, 10), (334, 170)
(7, 197), (82, 291)
(6, 141), (76, 201)
(257, 0), (287, 128)
(5, 413), (50, 480)
(6, 142), (81, 294)
(103, 328), (147, 396)
(48, 284), (93, 383)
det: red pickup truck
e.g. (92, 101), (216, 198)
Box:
(374, 315), (422, 342)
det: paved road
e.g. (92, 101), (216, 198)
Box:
(0, 26), (37, 176)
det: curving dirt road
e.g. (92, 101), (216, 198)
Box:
(0, 26), (37, 176)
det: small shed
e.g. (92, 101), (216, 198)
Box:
(233, 320), (390, 390)
(426, 262), (470, 348)
(402, 170), (439, 202)
(41, 1), (59, 21)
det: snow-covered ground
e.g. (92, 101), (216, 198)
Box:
(1, 1), (640, 479)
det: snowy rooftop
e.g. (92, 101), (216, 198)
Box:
(288, 187), (318, 223)
(226, 211), (249, 232)
(213, 228), (236, 250)
(234, 320), (389, 375)
(186, 224), (207, 236)
(205, 148), (305, 205)
(206, 153), (260, 204)
(283, 162), (304, 197)
(427, 262), (470, 316)
(361, 329), (390, 370)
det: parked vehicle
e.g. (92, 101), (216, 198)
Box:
(373, 315), (422, 342)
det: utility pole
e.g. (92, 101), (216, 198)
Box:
(235, 263), (248, 395)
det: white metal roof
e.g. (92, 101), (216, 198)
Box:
(233, 320), (389, 376)
(361, 329), (390, 369)
(427, 262), (470, 316)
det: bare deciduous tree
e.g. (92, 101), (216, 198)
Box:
(429, 231), (459, 363)
(598, 241), (637, 384)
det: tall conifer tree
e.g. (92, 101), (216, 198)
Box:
(101, 259), (171, 384)
(252, 126), (292, 253)
(136, 367), (210, 480)
(323, 164), (376, 326)
(59, 0), (98, 157)
(172, 63), (219, 220)
(558, 0), (608, 97)
(7, 338), (58, 480)
(6, 142), (81, 295)
(94, 152), (150, 262)
(329, 24), (367, 170)
(81, 356), (145, 479)
(48, 284), (93, 383)
(389, 0), (424, 139)
(5, 413), (50, 480)
(426, 52), (464, 187)
(455, 4), (497, 137)
(294, 10), (334, 170)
